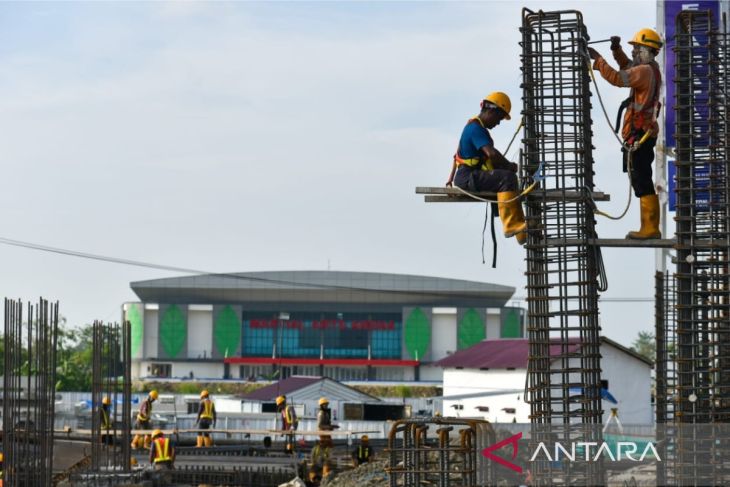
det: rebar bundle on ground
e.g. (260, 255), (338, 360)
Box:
(385, 418), (494, 487)
(90, 320), (132, 472)
(520, 8), (605, 486)
(2, 297), (59, 486)
(669, 9), (730, 486)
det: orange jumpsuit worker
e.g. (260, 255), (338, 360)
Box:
(589, 29), (663, 240)
(196, 389), (216, 447)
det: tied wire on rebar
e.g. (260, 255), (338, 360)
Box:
(671, 9), (730, 486)
(90, 320), (132, 472)
(2, 298), (59, 487)
(520, 8), (605, 486)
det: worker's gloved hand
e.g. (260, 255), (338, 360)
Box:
(509, 162), (519, 173)
(610, 36), (621, 50)
(587, 47), (600, 60)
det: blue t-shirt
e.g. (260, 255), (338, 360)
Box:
(458, 120), (493, 159)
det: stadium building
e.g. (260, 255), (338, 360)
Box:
(124, 271), (524, 383)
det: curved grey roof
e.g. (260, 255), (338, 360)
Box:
(130, 270), (514, 311)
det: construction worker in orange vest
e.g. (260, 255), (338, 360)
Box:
(100, 396), (113, 445)
(131, 390), (158, 450)
(196, 390), (216, 448)
(588, 29), (663, 239)
(276, 395), (298, 454)
(149, 429), (175, 471)
(448, 92), (528, 245)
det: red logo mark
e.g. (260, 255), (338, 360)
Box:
(481, 432), (523, 473)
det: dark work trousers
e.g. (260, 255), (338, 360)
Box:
(622, 135), (656, 197)
(198, 418), (212, 437)
(453, 166), (518, 192)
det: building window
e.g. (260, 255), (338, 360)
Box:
(323, 366), (367, 381)
(150, 363), (172, 378)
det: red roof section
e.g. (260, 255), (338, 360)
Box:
(241, 376), (323, 401)
(434, 338), (581, 369)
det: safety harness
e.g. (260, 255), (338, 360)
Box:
(200, 399), (214, 420)
(615, 61), (662, 145)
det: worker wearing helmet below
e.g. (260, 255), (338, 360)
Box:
(588, 29), (663, 239)
(131, 390), (158, 450)
(196, 389), (216, 448)
(316, 397), (338, 450)
(276, 395), (298, 454)
(100, 396), (113, 445)
(448, 92), (528, 245)
(149, 429), (175, 482)
(351, 435), (374, 467)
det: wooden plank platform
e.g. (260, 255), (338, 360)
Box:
(544, 238), (675, 248)
(416, 186), (610, 202)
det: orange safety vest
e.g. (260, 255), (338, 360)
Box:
(454, 118), (494, 171)
(200, 399), (214, 420)
(624, 62), (662, 141)
(153, 438), (172, 463)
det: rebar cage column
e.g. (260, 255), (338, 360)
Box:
(673, 9), (730, 486)
(2, 298), (59, 487)
(520, 8), (604, 486)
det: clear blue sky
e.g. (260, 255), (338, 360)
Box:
(0, 1), (662, 347)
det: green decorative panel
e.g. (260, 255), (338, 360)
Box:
(404, 307), (430, 360)
(501, 308), (523, 338)
(213, 305), (241, 358)
(458, 308), (485, 350)
(127, 303), (143, 358)
(159, 305), (187, 358)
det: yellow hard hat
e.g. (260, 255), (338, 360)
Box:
(200, 390), (209, 399)
(483, 92), (512, 120)
(149, 390), (159, 400)
(151, 429), (163, 438)
(276, 395), (286, 406)
(361, 435), (369, 442)
(629, 28), (663, 50)
(319, 397), (329, 406)
(102, 396), (111, 405)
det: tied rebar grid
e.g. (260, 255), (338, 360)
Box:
(90, 320), (132, 472)
(673, 9), (730, 486)
(2, 298), (59, 487)
(520, 8), (604, 486)
(385, 418), (494, 487)
(655, 271), (678, 486)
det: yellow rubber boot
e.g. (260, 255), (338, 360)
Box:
(497, 191), (527, 245)
(196, 435), (204, 448)
(143, 435), (151, 450)
(204, 436), (213, 447)
(131, 435), (141, 450)
(626, 194), (661, 239)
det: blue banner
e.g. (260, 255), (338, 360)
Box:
(664, 0), (719, 147)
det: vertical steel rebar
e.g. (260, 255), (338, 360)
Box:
(673, 9), (730, 486)
(2, 298), (59, 487)
(520, 8), (604, 486)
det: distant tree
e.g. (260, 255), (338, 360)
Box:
(55, 321), (94, 391)
(631, 331), (656, 363)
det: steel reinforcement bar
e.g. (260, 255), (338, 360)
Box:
(672, 9), (730, 486)
(520, 8), (604, 486)
(2, 298), (59, 487)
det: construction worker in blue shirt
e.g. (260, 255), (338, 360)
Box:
(196, 390), (216, 448)
(448, 92), (527, 245)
